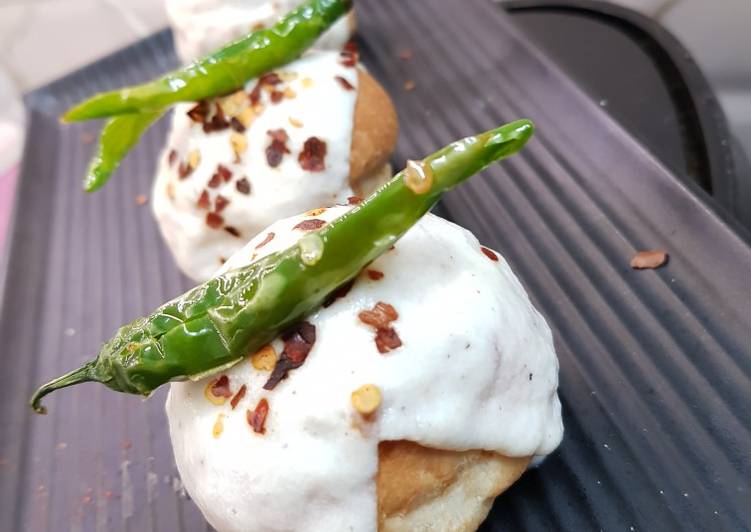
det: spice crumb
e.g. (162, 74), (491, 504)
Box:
(404, 79), (416, 91)
(366, 269), (384, 281)
(230, 385), (247, 410)
(247, 398), (270, 434)
(630, 250), (668, 269)
(81, 132), (95, 145)
(251, 345), (277, 371)
(351, 384), (382, 415)
(135, 194), (148, 206)
(212, 413), (225, 438)
(480, 246), (499, 261)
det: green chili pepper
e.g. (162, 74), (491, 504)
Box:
(62, 0), (351, 122)
(84, 111), (163, 192)
(30, 120), (534, 414)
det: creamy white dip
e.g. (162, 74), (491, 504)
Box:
(152, 51), (359, 282)
(166, 205), (564, 532)
(166, 0), (353, 63)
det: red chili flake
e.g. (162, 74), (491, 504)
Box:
(230, 384), (247, 409)
(135, 194), (148, 206)
(255, 232), (275, 249)
(265, 129), (291, 167)
(293, 218), (326, 231)
(630, 250), (669, 269)
(398, 48), (413, 61)
(348, 196), (363, 205)
(480, 246), (499, 261)
(404, 79), (416, 91)
(224, 226), (241, 238)
(340, 40), (358, 67)
(230, 117), (246, 133)
(298, 137), (327, 172)
(206, 212), (224, 229)
(208, 171), (222, 188)
(375, 327), (402, 354)
(366, 269), (384, 280)
(236, 177), (251, 194)
(335, 76), (354, 91)
(270, 90), (284, 104)
(247, 398), (269, 434)
(323, 279), (355, 307)
(359, 302), (399, 329)
(202, 102), (230, 133)
(249, 72), (282, 105)
(177, 162), (193, 179)
(214, 194), (229, 212)
(217, 164), (232, 182)
(197, 190), (210, 209)
(210, 375), (232, 398)
(168, 149), (177, 166)
(186, 100), (209, 123)
(264, 321), (316, 390)
(340, 52), (357, 67)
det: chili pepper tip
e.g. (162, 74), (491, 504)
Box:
(30, 362), (96, 414)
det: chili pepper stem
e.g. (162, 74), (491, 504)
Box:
(30, 361), (97, 414)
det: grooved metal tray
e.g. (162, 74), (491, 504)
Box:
(2, 0), (750, 530)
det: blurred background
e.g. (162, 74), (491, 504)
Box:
(1, 0), (750, 251)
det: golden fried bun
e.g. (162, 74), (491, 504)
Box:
(377, 441), (531, 532)
(350, 70), (399, 196)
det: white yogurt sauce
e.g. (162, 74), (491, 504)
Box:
(152, 51), (359, 282)
(166, 205), (564, 532)
(166, 0), (353, 63)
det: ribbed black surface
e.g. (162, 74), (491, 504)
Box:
(1, 1), (750, 530)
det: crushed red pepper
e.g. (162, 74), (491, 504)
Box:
(359, 302), (402, 354)
(299, 137), (327, 172)
(347, 196), (363, 205)
(224, 226), (241, 237)
(340, 40), (358, 67)
(335, 75), (354, 91)
(265, 128), (291, 167)
(375, 327), (402, 353)
(210, 375), (233, 398)
(216, 164), (232, 182)
(230, 384), (247, 409)
(202, 102), (230, 133)
(249, 72), (282, 105)
(293, 218), (326, 231)
(235, 177), (251, 195)
(263, 321), (316, 390)
(186, 100), (209, 123)
(480, 246), (499, 261)
(168, 149), (177, 166)
(230, 117), (246, 133)
(208, 172), (222, 188)
(247, 398), (269, 434)
(214, 194), (229, 212)
(255, 232), (275, 249)
(206, 212), (224, 229)
(359, 302), (398, 328)
(270, 90), (284, 104)
(366, 269), (384, 280)
(177, 162), (193, 179)
(630, 250), (668, 269)
(197, 190), (210, 209)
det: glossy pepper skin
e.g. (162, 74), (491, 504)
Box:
(75, 0), (350, 192)
(62, 0), (351, 122)
(30, 120), (534, 414)
(84, 111), (163, 192)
